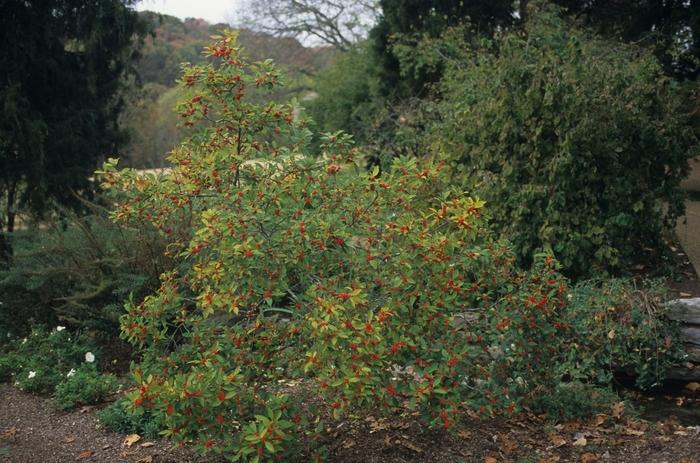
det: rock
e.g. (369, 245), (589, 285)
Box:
(666, 298), (700, 325)
(665, 364), (699, 381)
(684, 344), (700, 363)
(452, 309), (481, 330)
(680, 326), (700, 346)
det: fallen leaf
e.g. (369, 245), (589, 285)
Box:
(123, 434), (141, 448)
(137, 457), (153, 463)
(76, 449), (94, 460)
(399, 439), (423, 453)
(1, 428), (17, 440)
(623, 428), (645, 436)
(685, 382), (700, 393)
(580, 453), (598, 463)
(341, 438), (355, 449)
(607, 329), (616, 340)
(547, 435), (567, 449)
(611, 402), (625, 419)
(593, 415), (607, 427)
(573, 437), (588, 447)
(457, 429), (472, 439)
(537, 457), (561, 463)
(485, 457), (498, 463)
(140, 442), (155, 448)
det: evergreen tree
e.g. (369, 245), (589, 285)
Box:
(0, 0), (146, 263)
(552, 0), (699, 79)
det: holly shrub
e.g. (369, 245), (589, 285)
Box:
(100, 32), (679, 461)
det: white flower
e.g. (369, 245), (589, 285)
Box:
(21, 338), (27, 345)
(66, 368), (76, 378)
(27, 371), (36, 379)
(566, 293), (573, 301)
(85, 352), (95, 363)
(55, 326), (66, 332)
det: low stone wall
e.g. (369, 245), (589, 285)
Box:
(666, 298), (700, 381)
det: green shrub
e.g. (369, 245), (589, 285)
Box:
(561, 279), (684, 389)
(0, 327), (99, 394)
(433, 4), (698, 279)
(97, 399), (164, 438)
(0, 204), (173, 342)
(0, 354), (19, 382)
(53, 365), (118, 410)
(101, 31), (685, 461)
(530, 382), (620, 422)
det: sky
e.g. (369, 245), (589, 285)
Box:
(135, 0), (239, 25)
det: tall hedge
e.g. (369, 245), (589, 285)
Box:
(434, 6), (698, 279)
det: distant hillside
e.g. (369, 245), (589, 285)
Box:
(135, 12), (335, 87)
(121, 12), (336, 168)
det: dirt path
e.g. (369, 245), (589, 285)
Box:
(681, 158), (700, 192)
(2, 383), (700, 463)
(677, 201), (700, 279)
(0, 384), (208, 463)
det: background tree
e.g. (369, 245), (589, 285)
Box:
(370, 0), (516, 99)
(236, 0), (380, 51)
(551, 0), (700, 79)
(0, 0), (146, 263)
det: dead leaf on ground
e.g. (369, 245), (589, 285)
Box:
(537, 457), (561, 463)
(457, 429), (472, 439)
(123, 434), (141, 448)
(547, 435), (567, 449)
(63, 436), (76, 443)
(0, 428), (17, 440)
(685, 382), (700, 393)
(484, 457), (498, 463)
(137, 457), (153, 463)
(498, 434), (518, 455)
(399, 438), (423, 453)
(140, 442), (155, 448)
(573, 437), (588, 447)
(611, 402), (625, 419)
(76, 449), (94, 460)
(580, 452), (598, 463)
(593, 414), (608, 427)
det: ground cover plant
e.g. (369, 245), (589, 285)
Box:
(97, 31), (686, 462)
(0, 326), (118, 407)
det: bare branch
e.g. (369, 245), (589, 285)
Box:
(236, 0), (380, 51)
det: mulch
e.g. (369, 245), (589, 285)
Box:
(0, 384), (208, 463)
(2, 383), (700, 463)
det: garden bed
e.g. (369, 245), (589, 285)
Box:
(2, 383), (700, 463)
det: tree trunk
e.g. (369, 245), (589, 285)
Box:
(520, 0), (529, 22)
(0, 182), (16, 267)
